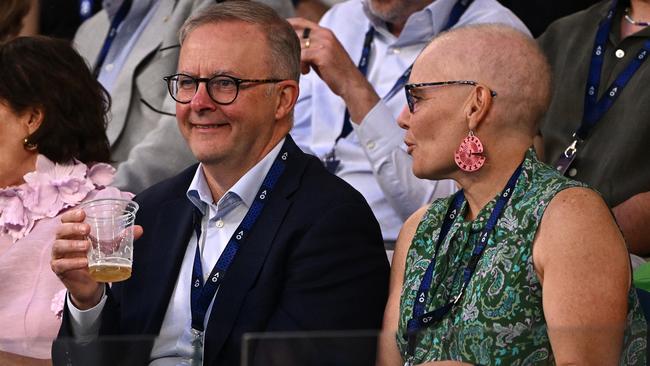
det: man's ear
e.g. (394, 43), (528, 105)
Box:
(463, 85), (493, 131)
(275, 80), (299, 121)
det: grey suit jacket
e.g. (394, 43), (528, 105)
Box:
(74, 0), (294, 193)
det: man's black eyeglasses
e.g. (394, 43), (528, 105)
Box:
(163, 73), (285, 105)
(404, 80), (497, 113)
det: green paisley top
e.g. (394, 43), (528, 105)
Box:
(396, 148), (646, 365)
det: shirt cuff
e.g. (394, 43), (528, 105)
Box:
(67, 286), (107, 342)
(353, 101), (405, 162)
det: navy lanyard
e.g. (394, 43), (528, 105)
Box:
(338, 28), (375, 141)
(336, 0), (474, 142)
(190, 147), (289, 332)
(93, 0), (133, 76)
(554, 0), (650, 174)
(403, 160), (523, 365)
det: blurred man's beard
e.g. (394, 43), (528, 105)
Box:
(368, 0), (403, 24)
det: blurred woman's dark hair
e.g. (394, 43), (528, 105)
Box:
(0, 36), (111, 164)
(0, 0), (30, 43)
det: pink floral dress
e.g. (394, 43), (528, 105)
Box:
(0, 156), (132, 359)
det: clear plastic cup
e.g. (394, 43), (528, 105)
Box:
(79, 198), (139, 282)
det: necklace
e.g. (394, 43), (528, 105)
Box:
(625, 7), (650, 27)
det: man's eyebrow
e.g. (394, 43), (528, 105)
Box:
(175, 69), (240, 77)
(211, 69), (238, 76)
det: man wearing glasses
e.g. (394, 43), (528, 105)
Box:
(75, 0), (295, 195)
(288, 0), (530, 249)
(51, 3), (389, 365)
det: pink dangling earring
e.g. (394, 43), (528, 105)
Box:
(454, 130), (485, 172)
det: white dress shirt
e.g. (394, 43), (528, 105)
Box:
(67, 138), (286, 365)
(291, 0), (530, 243)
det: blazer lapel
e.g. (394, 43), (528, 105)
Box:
(202, 138), (305, 364)
(75, 16), (109, 67)
(105, 0), (177, 144)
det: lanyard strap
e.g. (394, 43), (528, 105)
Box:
(338, 27), (375, 141)
(93, 0), (133, 76)
(190, 147), (290, 332)
(404, 160), (523, 361)
(554, 0), (650, 174)
(336, 0), (474, 142)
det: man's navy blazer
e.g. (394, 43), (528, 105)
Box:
(53, 136), (390, 365)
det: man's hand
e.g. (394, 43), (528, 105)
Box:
(612, 191), (650, 256)
(288, 17), (380, 123)
(50, 209), (143, 310)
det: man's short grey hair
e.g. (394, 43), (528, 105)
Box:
(179, 1), (301, 81)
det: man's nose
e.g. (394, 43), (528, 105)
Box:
(190, 82), (217, 112)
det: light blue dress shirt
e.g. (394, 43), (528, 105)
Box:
(291, 0), (531, 243)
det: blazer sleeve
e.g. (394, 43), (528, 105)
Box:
(52, 286), (152, 366)
(52, 287), (117, 366)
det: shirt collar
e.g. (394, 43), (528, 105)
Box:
(361, 0), (463, 46)
(186, 137), (286, 216)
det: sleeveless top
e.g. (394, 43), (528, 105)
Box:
(396, 148), (647, 365)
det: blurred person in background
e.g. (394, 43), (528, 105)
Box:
(1, 0), (102, 44)
(538, 0), (650, 259)
(288, 0), (529, 249)
(0, 0), (32, 42)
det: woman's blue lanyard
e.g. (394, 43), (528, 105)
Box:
(93, 0), (133, 77)
(324, 0), (474, 173)
(187, 147), (290, 363)
(554, 0), (650, 175)
(403, 160), (523, 366)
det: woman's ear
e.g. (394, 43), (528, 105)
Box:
(463, 85), (493, 131)
(25, 106), (44, 135)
